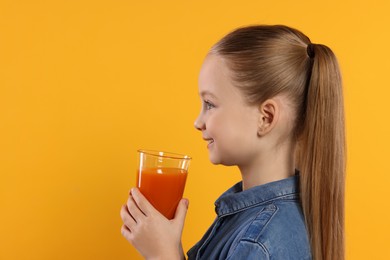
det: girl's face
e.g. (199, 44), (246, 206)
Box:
(194, 54), (261, 166)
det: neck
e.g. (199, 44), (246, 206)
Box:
(238, 143), (295, 190)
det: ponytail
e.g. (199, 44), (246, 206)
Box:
(297, 44), (346, 260)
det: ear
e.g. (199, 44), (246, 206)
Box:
(257, 99), (279, 136)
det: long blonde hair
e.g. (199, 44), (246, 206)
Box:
(211, 25), (345, 260)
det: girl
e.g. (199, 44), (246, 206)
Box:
(120, 25), (345, 260)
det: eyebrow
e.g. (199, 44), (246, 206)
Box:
(199, 90), (217, 99)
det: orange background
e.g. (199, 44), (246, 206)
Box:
(1, 1), (389, 259)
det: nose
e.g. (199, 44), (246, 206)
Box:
(194, 113), (205, 131)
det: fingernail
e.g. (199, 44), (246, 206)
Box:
(184, 199), (189, 208)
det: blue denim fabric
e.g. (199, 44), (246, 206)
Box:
(187, 175), (312, 259)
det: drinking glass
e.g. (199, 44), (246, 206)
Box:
(137, 149), (191, 219)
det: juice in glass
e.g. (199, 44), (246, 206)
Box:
(137, 167), (188, 219)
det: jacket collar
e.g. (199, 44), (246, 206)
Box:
(214, 175), (300, 217)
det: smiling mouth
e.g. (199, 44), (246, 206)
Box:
(207, 139), (214, 147)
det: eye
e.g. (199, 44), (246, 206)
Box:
(203, 100), (215, 111)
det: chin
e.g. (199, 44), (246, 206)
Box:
(209, 154), (235, 166)
(208, 153), (221, 165)
(212, 155), (240, 167)
(209, 157), (220, 165)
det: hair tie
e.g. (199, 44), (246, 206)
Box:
(307, 43), (315, 59)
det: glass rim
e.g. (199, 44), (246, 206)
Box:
(137, 149), (192, 160)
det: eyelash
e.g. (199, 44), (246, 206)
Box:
(203, 100), (215, 110)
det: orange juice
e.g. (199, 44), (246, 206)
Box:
(137, 167), (188, 219)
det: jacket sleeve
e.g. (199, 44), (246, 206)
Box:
(226, 240), (269, 260)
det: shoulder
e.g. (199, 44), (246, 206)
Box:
(228, 201), (312, 259)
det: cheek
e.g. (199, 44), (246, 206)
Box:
(208, 116), (239, 145)
(206, 108), (258, 142)
(230, 112), (259, 144)
(204, 111), (220, 130)
(205, 116), (220, 137)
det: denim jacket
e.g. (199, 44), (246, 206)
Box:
(187, 175), (312, 259)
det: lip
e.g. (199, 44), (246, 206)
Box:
(203, 138), (214, 148)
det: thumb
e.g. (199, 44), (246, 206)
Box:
(173, 198), (189, 226)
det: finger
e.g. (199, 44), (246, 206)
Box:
(130, 187), (153, 217)
(121, 224), (134, 243)
(126, 195), (146, 222)
(120, 204), (137, 230)
(173, 198), (189, 228)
